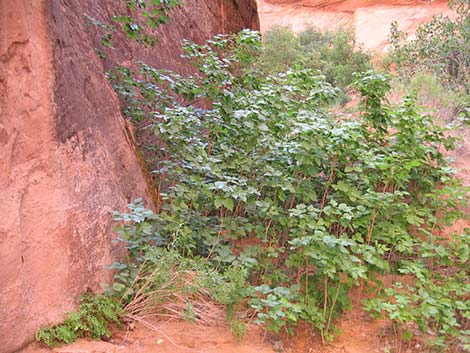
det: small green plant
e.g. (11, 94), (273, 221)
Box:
(106, 200), (249, 325)
(365, 232), (470, 352)
(230, 319), (247, 341)
(35, 294), (123, 347)
(86, 0), (180, 48)
(248, 285), (305, 334)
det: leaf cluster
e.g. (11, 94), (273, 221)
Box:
(86, 0), (179, 48)
(257, 25), (372, 103)
(108, 30), (469, 349)
(389, 0), (470, 93)
(35, 294), (123, 347)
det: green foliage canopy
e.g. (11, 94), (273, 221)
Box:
(108, 30), (470, 349)
(257, 25), (372, 102)
(389, 0), (470, 93)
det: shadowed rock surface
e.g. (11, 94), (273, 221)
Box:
(0, 1), (258, 352)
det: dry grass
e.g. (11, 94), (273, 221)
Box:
(120, 263), (229, 328)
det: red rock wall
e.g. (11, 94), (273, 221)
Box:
(256, 0), (449, 50)
(80, 0), (259, 74)
(0, 0), (258, 352)
(261, 0), (441, 7)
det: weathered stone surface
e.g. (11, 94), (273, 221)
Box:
(0, 1), (152, 351)
(256, 0), (450, 50)
(81, 0), (259, 74)
(0, 0), (259, 352)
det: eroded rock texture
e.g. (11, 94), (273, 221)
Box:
(0, 0), (259, 352)
(256, 0), (450, 50)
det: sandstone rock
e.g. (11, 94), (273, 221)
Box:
(256, 0), (451, 51)
(0, 0), (258, 352)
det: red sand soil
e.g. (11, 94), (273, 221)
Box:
(21, 320), (275, 353)
(20, 308), (388, 353)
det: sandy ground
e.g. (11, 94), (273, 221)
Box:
(21, 320), (275, 353)
(19, 305), (394, 353)
(21, 309), (390, 353)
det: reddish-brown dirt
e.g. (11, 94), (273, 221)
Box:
(20, 308), (387, 353)
(21, 320), (276, 353)
(256, 0), (452, 51)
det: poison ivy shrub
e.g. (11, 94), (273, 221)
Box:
(106, 199), (249, 333)
(108, 30), (469, 348)
(365, 232), (470, 351)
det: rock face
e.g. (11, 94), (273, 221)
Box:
(0, 1), (258, 352)
(80, 0), (259, 74)
(256, 0), (450, 50)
